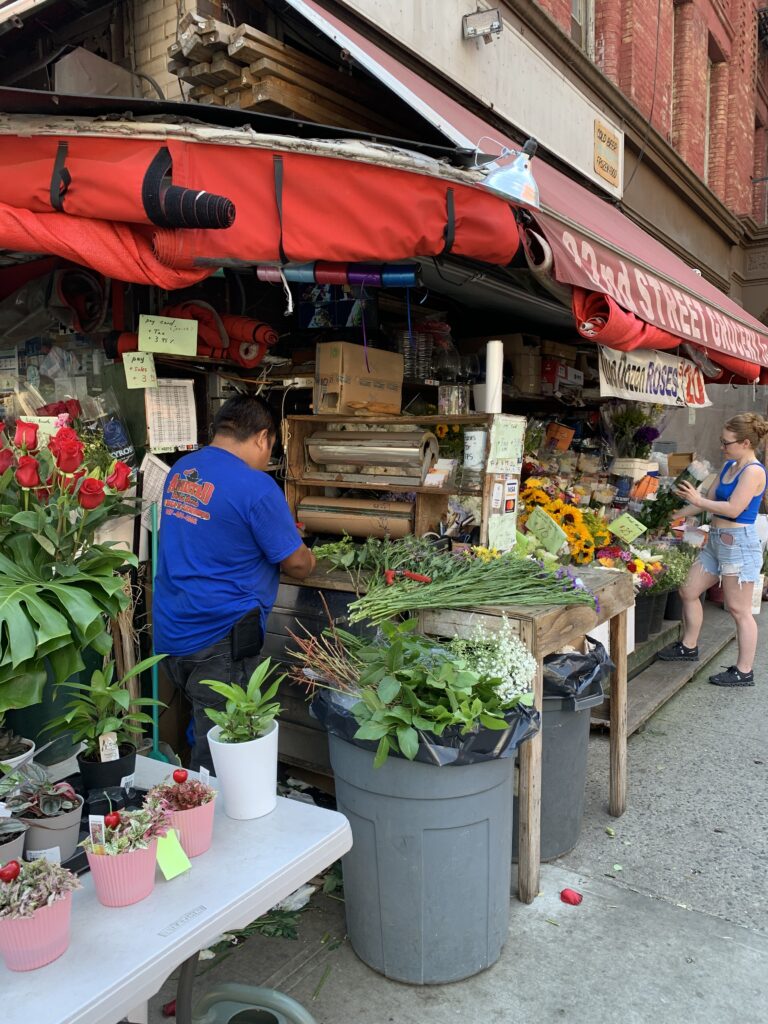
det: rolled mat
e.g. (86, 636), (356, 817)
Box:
(314, 261), (349, 285)
(222, 316), (279, 348)
(158, 185), (235, 230)
(572, 288), (681, 352)
(228, 339), (267, 369)
(163, 301), (228, 350)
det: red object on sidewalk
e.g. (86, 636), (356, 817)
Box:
(560, 888), (583, 906)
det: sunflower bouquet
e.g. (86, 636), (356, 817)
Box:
(520, 479), (609, 566)
(433, 423), (464, 459)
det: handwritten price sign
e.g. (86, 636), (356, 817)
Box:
(123, 351), (158, 389)
(138, 314), (198, 356)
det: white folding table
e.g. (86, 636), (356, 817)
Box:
(2, 757), (352, 1024)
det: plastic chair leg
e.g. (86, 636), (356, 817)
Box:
(192, 983), (319, 1024)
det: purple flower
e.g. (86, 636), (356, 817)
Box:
(633, 426), (660, 444)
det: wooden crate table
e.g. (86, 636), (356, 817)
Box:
(289, 566), (634, 905)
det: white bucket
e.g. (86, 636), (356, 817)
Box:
(207, 721), (278, 820)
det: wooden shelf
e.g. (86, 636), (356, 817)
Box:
(288, 475), (482, 496)
(287, 413), (491, 425)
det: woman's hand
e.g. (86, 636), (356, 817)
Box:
(674, 481), (704, 507)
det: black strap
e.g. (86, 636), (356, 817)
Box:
(49, 141), (71, 212)
(440, 187), (455, 255)
(273, 154), (288, 264)
(142, 146), (173, 227)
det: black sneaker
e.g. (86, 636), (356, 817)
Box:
(657, 641), (699, 662)
(709, 666), (755, 687)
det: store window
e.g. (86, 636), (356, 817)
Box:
(570, 0), (594, 57)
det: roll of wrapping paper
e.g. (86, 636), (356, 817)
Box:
(381, 264), (420, 287)
(297, 496), (413, 539)
(347, 263), (382, 286)
(221, 316), (279, 348)
(485, 339), (504, 413)
(228, 339), (266, 369)
(314, 261), (349, 285)
(256, 266), (284, 283)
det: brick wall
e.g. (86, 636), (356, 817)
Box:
(536, 0), (572, 36)
(724, 1), (758, 215)
(671, 0), (710, 177)
(131, 0), (179, 100)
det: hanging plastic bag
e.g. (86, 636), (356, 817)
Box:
(543, 638), (614, 706)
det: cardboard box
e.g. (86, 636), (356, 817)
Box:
(542, 340), (576, 364)
(512, 352), (541, 394)
(667, 452), (694, 475)
(314, 342), (403, 415)
(541, 358), (584, 395)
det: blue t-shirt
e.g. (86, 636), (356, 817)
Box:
(153, 446), (302, 656)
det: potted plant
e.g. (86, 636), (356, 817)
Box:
(0, 416), (136, 726)
(0, 762), (83, 862)
(0, 724), (35, 772)
(0, 857), (80, 971)
(203, 660), (283, 821)
(41, 655), (165, 792)
(0, 820), (27, 865)
(81, 805), (170, 907)
(145, 769), (216, 858)
(289, 617), (539, 985)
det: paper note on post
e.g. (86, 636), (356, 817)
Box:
(609, 513), (647, 544)
(138, 314), (198, 356)
(124, 352), (158, 389)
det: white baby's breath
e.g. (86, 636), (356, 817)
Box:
(450, 616), (536, 704)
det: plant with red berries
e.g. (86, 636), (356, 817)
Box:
(0, 856), (80, 920)
(146, 773), (216, 813)
(80, 806), (171, 857)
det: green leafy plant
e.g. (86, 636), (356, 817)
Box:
(0, 726), (32, 763)
(41, 655), (166, 759)
(0, 420), (138, 715)
(80, 806), (170, 856)
(0, 762), (80, 819)
(0, 818), (27, 844)
(203, 659), (284, 743)
(0, 857), (80, 920)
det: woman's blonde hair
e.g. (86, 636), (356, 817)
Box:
(724, 413), (768, 450)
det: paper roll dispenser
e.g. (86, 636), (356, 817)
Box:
(304, 430), (439, 487)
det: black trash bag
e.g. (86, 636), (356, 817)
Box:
(543, 638), (614, 702)
(310, 689), (540, 768)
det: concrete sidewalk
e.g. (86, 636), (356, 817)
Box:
(149, 630), (768, 1024)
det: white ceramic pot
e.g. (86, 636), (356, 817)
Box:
(207, 721), (278, 820)
(1, 740), (35, 772)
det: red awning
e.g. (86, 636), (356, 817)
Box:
(286, 0), (768, 373)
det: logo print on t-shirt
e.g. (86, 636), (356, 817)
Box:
(163, 468), (215, 525)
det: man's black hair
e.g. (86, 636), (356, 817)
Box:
(212, 394), (278, 442)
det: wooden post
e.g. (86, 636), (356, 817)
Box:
(609, 608), (628, 817)
(516, 620), (541, 903)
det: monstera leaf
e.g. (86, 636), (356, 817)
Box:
(0, 545), (137, 714)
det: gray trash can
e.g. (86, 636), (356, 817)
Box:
(329, 733), (513, 985)
(512, 680), (605, 862)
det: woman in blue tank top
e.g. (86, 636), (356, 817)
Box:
(658, 413), (768, 687)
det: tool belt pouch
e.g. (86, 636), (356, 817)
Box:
(231, 608), (264, 661)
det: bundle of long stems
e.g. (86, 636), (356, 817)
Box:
(348, 556), (595, 625)
(286, 621), (363, 692)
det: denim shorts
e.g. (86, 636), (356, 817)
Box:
(697, 525), (763, 584)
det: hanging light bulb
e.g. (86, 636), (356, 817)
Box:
(481, 138), (540, 209)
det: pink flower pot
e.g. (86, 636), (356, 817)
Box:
(171, 800), (215, 858)
(86, 841), (158, 907)
(0, 891), (72, 971)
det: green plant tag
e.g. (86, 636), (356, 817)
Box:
(526, 506), (568, 554)
(157, 830), (192, 880)
(609, 513), (647, 544)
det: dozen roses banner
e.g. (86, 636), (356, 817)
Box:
(598, 347), (711, 407)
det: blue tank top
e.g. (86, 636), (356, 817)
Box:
(714, 460), (767, 524)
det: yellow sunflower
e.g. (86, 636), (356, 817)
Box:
(435, 424), (448, 439)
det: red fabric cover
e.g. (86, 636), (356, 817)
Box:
(0, 257), (57, 301)
(221, 316), (279, 348)
(227, 339), (267, 369)
(162, 302), (228, 350)
(572, 288), (681, 352)
(573, 287), (761, 382)
(0, 202), (210, 290)
(116, 333), (139, 358)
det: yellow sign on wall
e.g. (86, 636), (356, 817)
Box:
(594, 119), (621, 187)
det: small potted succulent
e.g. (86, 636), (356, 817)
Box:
(203, 659), (283, 820)
(0, 857), (80, 971)
(145, 769), (216, 858)
(0, 725), (35, 772)
(81, 805), (170, 907)
(42, 655), (165, 792)
(0, 762), (83, 862)
(0, 820), (28, 866)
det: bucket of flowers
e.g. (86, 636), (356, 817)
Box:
(0, 857), (80, 971)
(81, 806), (170, 907)
(145, 769), (216, 858)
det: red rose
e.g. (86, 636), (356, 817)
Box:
(62, 469), (85, 494)
(15, 455), (42, 489)
(106, 461), (132, 492)
(49, 426), (81, 458)
(627, 561), (638, 573)
(13, 420), (39, 452)
(65, 399), (82, 421)
(0, 447), (13, 474)
(78, 478), (106, 510)
(54, 436), (85, 474)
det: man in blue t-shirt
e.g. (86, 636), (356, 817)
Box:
(153, 394), (316, 771)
